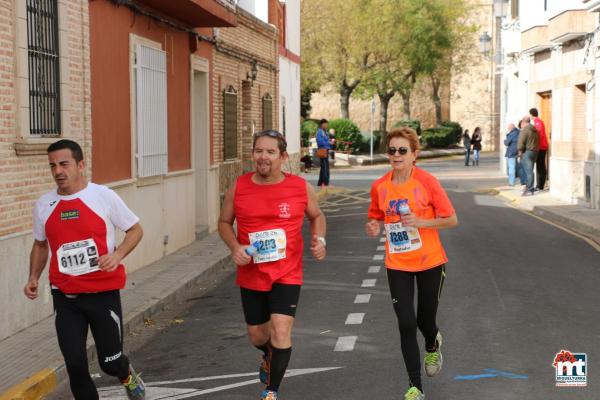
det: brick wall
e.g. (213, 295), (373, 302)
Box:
(212, 7), (279, 194)
(0, 0), (91, 238)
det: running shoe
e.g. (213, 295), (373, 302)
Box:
(424, 331), (443, 377)
(404, 386), (425, 400)
(259, 352), (271, 385)
(122, 365), (146, 400)
(260, 389), (278, 400)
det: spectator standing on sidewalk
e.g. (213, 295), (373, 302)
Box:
(517, 117), (539, 196)
(316, 119), (331, 187)
(471, 127), (482, 166)
(328, 128), (336, 160)
(462, 129), (471, 166)
(529, 108), (549, 191)
(504, 123), (520, 186)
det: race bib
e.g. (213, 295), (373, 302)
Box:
(248, 229), (287, 264)
(384, 223), (422, 254)
(57, 239), (100, 276)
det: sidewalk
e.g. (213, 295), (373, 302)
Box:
(0, 233), (232, 400)
(495, 186), (600, 246)
(333, 148), (465, 167)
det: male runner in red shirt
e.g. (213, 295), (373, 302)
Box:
(219, 130), (327, 400)
(24, 140), (145, 400)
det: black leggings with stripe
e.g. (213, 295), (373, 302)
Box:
(387, 265), (446, 390)
(53, 289), (130, 400)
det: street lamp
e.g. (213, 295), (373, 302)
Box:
(479, 31), (492, 57)
(246, 60), (258, 84)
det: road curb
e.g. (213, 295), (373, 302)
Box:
(0, 246), (233, 400)
(0, 369), (56, 400)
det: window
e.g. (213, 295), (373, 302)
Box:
(26, 0), (61, 135)
(281, 96), (286, 136)
(134, 44), (168, 177)
(262, 93), (273, 131)
(223, 86), (238, 160)
(511, 0), (519, 19)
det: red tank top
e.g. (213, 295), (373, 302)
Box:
(234, 172), (308, 291)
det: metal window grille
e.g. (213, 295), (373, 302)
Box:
(135, 44), (168, 177)
(511, 0), (519, 19)
(26, 0), (61, 135)
(223, 86), (238, 160)
(262, 93), (273, 131)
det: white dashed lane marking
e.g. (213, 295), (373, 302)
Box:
(354, 294), (371, 304)
(361, 279), (376, 287)
(380, 237), (386, 243)
(334, 336), (358, 352)
(372, 254), (384, 261)
(368, 266), (381, 274)
(345, 313), (365, 325)
(376, 245), (385, 251)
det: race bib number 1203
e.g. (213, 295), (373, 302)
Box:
(248, 229), (287, 264)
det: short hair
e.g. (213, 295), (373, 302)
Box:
(252, 130), (287, 154)
(529, 108), (539, 117)
(47, 139), (84, 163)
(386, 127), (420, 152)
(319, 119), (328, 126)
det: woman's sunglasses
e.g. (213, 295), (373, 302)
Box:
(387, 146), (409, 156)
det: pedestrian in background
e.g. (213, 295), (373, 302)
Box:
(517, 117), (539, 196)
(328, 128), (336, 160)
(316, 119), (331, 187)
(471, 127), (482, 166)
(504, 123), (520, 186)
(462, 129), (471, 166)
(529, 108), (549, 191)
(365, 127), (458, 400)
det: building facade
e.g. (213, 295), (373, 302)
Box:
(500, 0), (600, 208)
(0, 0), (92, 340)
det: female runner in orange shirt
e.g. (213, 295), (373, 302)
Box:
(365, 127), (458, 400)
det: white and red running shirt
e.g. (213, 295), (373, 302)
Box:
(33, 183), (139, 294)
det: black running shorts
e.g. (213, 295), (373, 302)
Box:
(240, 283), (301, 325)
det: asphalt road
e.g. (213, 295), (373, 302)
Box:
(50, 154), (600, 400)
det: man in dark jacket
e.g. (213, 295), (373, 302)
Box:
(517, 117), (539, 196)
(504, 123), (519, 186)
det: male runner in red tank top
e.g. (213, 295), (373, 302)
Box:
(219, 130), (327, 400)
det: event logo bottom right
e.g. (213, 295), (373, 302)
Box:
(553, 350), (587, 387)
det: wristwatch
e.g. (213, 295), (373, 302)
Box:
(317, 236), (327, 247)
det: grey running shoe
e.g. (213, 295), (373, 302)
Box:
(404, 386), (425, 400)
(424, 331), (443, 377)
(122, 364), (146, 400)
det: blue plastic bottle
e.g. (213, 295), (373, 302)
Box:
(245, 242), (259, 256)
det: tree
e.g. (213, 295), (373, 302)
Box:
(301, 0), (374, 119)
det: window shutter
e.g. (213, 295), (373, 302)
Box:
(262, 93), (273, 131)
(223, 86), (238, 160)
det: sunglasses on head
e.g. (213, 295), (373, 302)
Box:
(387, 146), (409, 156)
(254, 130), (284, 139)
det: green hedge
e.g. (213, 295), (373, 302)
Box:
(421, 127), (456, 148)
(329, 119), (362, 154)
(301, 119), (319, 147)
(392, 120), (422, 136)
(440, 121), (463, 145)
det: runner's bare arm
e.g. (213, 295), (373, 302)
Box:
(305, 182), (326, 260)
(401, 213), (458, 230)
(99, 222), (143, 272)
(365, 219), (382, 237)
(218, 184), (251, 265)
(24, 239), (49, 299)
